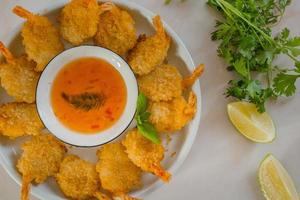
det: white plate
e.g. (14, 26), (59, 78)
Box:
(0, 0), (201, 199)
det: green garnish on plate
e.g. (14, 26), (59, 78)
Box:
(135, 93), (160, 144)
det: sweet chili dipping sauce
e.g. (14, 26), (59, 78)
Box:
(51, 57), (127, 133)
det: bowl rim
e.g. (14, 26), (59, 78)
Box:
(35, 45), (138, 147)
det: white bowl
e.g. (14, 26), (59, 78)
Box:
(36, 46), (138, 147)
(0, 0), (202, 199)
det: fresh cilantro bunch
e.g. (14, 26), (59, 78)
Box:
(135, 93), (160, 144)
(207, 0), (300, 112)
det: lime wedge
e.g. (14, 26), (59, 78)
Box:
(259, 154), (299, 200)
(227, 101), (275, 143)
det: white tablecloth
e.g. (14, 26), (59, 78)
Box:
(0, 0), (300, 199)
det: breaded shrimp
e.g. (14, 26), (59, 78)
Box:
(96, 143), (141, 200)
(13, 6), (64, 71)
(17, 134), (67, 200)
(127, 15), (170, 75)
(0, 42), (39, 103)
(122, 129), (171, 182)
(138, 64), (182, 102)
(138, 64), (204, 102)
(94, 3), (137, 56)
(59, 0), (101, 45)
(148, 92), (197, 133)
(56, 155), (110, 200)
(0, 103), (44, 139)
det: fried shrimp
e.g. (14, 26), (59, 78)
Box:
(0, 103), (44, 139)
(56, 155), (110, 200)
(17, 134), (67, 200)
(0, 42), (39, 103)
(96, 143), (142, 200)
(94, 3), (137, 56)
(127, 15), (170, 75)
(148, 92), (197, 133)
(13, 6), (64, 71)
(59, 0), (100, 45)
(138, 64), (204, 102)
(122, 129), (171, 182)
(138, 64), (182, 102)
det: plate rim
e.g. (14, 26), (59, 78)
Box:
(0, 0), (202, 199)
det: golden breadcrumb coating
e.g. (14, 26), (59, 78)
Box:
(138, 64), (182, 102)
(94, 3), (137, 56)
(17, 134), (67, 200)
(122, 129), (171, 182)
(59, 0), (100, 45)
(96, 143), (141, 199)
(0, 103), (44, 139)
(13, 6), (64, 71)
(127, 15), (170, 75)
(148, 92), (197, 133)
(138, 64), (204, 102)
(0, 42), (39, 103)
(56, 155), (110, 200)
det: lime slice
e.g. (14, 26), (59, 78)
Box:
(259, 154), (299, 200)
(227, 101), (275, 143)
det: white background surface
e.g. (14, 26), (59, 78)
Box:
(0, 0), (300, 200)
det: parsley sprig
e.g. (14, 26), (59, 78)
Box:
(135, 93), (160, 144)
(208, 0), (300, 112)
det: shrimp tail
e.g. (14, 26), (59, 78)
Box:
(153, 15), (167, 37)
(0, 41), (15, 64)
(21, 176), (31, 200)
(13, 6), (34, 20)
(182, 64), (204, 89)
(151, 164), (171, 183)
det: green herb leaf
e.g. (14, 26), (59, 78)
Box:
(286, 37), (300, 47)
(218, 48), (233, 64)
(295, 61), (300, 73)
(165, 0), (172, 4)
(136, 112), (151, 125)
(246, 80), (262, 99)
(273, 73), (299, 96)
(279, 0), (291, 9)
(135, 93), (160, 144)
(137, 122), (161, 144)
(139, 111), (151, 122)
(256, 49), (274, 65)
(238, 35), (256, 59)
(289, 47), (300, 57)
(165, 0), (186, 4)
(136, 93), (147, 115)
(233, 59), (248, 78)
